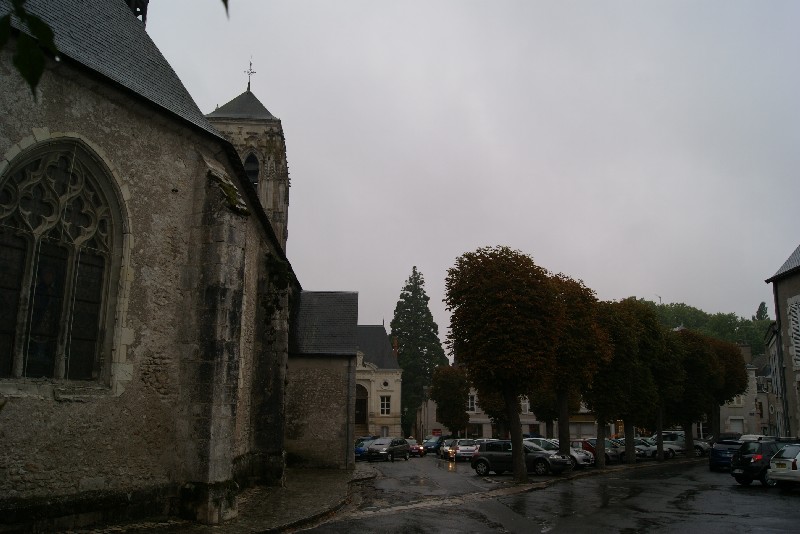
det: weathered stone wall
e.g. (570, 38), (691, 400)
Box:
(773, 273), (800, 436)
(285, 355), (355, 469)
(0, 49), (288, 528)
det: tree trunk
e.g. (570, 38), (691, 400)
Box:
(655, 405), (664, 461)
(624, 421), (636, 464)
(683, 420), (696, 457)
(545, 420), (554, 439)
(596, 418), (607, 468)
(557, 389), (571, 455)
(504, 390), (527, 483)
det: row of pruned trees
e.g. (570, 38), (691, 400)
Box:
(438, 245), (748, 482)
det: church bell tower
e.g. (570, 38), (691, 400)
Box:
(206, 69), (290, 251)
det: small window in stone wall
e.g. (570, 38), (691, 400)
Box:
(380, 395), (391, 415)
(0, 141), (121, 381)
(244, 153), (259, 186)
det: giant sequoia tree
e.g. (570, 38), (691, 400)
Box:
(390, 267), (448, 436)
(445, 246), (562, 482)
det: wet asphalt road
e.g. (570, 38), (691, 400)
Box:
(300, 454), (800, 533)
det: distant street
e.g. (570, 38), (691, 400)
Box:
(301, 455), (800, 533)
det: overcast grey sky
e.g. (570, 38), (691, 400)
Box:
(148, 1), (799, 343)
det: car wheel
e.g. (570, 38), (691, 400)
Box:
(735, 476), (752, 486)
(694, 446), (704, 457)
(474, 460), (490, 476)
(665, 449), (675, 459)
(570, 456), (578, 469)
(404, 452), (410, 461)
(533, 459), (549, 476)
(388, 453), (394, 462)
(761, 471), (777, 487)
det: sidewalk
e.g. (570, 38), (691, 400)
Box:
(87, 463), (377, 534)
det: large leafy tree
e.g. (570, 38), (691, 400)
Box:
(707, 337), (748, 437)
(584, 299), (659, 466)
(667, 329), (721, 454)
(445, 246), (562, 482)
(549, 274), (611, 455)
(429, 365), (470, 435)
(390, 266), (448, 436)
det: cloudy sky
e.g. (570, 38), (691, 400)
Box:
(148, 1), (799, 343)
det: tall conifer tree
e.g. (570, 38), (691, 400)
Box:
(390, 267), (448, 436)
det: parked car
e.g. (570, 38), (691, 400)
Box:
(614, 438), (649, 462)
(406, 438), (426, 457)
(422, 436), (443, 455)
(708, 439), (742, 471)
(367, 437), (411, 462)
(551, 439), (595, 469)
(439, 438), (456, 460)
(449, 438), (479, 461)
(354, 438), (375, 461)
(769, 443), (800, 488)
(730, 439), (782, 486)
(470, 440), (573, 476)
(572, 438), (623, 463)
(640, 436), (680, 459)
(652, 430), (711, 456)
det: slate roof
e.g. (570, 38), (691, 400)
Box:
(765, 243), (800, 283)
(357, 326), (400, 370)
(3, 0), (220, 138)
(290, 292), (358, 356)
(207, 90), (277, 120)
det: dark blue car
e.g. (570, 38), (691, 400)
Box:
(709, 439), (742, 471)
(355, 438), (377, 461)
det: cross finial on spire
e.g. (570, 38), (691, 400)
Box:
(245, 58), (256, 92)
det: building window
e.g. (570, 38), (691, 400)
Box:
(0, 140), (122, 381)
(243, 153), (259, 186)
(467, 394), (477, 412)
(380, 395), (391, 415)
(728, 395), (744, 407)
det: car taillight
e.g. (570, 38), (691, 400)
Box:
(752, 454), (763, 462)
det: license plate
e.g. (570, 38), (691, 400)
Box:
(732, 469), (743, 474)
(776, 462), (786, 469)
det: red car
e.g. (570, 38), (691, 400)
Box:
(406, 439), (426, 457)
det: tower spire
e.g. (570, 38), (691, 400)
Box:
(245, 58), (256, 92)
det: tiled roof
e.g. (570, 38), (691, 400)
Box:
(290, 292), (358, 356)
(357, 326), (400, 370)
(766, 243), (800, 283)
(3, 0), (220, 138)
(207, 90), (276, 120)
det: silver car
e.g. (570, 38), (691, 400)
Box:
(769, 443), (800, 488)
(526, 438), (594, 469)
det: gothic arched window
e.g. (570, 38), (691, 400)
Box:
(0, 140), (123, 381)
(243, 153), (260, 187)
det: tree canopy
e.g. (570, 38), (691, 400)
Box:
(445, 246), (562, 482)
(390, 266), (448, 436)
(429, 365), (470, 435)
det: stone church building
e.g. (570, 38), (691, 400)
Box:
(0, 0), (355, 529)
